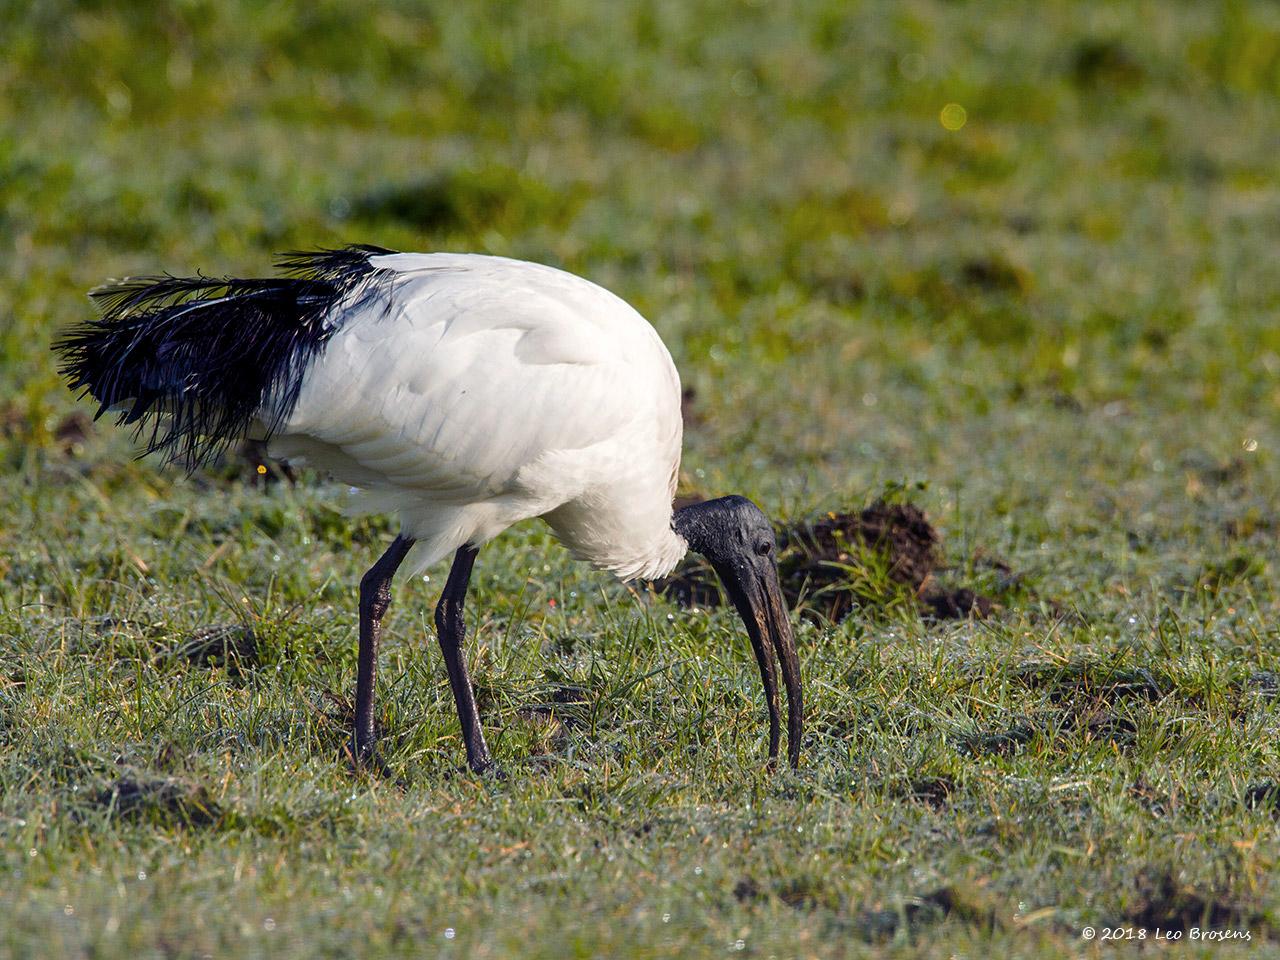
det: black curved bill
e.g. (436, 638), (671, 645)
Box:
(720, 560), (803, 768)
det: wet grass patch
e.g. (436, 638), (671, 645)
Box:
(87, 774), (225, 829)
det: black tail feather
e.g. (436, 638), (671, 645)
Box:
(53, 244), (398, 469)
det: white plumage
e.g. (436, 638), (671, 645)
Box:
(268, 253), (688, 581)
(59, 245), (802, 772)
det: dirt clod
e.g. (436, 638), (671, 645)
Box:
(173, 625), (258, 674)
(857, 886), (998, 942)
(1016, 661), (1169, 704)
(959, 257), (1028, 294)
(518, 683), (592, 729)
(92, 775), (222, 827)
(779, 503), (939, 619)
(1243, 671), (1279, 699)
(774, 875), (832, 911)
(1125, 870), (1258, 932)
(959, 720), (1036, 758)
(906, 775), (956, 808)
(1070, 38), (1145, 89)
(655, 558), (722, 609)
(54, 411), (93, 452)
(680, 386), (703, 429)
(1244, 781), (1280, 815)
(922, 588), (993, 620)
(1129, 779), (1168, 816)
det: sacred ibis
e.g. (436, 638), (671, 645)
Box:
(54, 246), (802, 772)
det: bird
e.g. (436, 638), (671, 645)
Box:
(54, 245), (803, 772)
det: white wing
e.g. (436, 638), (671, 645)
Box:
(270, 254), (683, 572)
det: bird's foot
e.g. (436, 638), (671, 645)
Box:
(346, 735), (393, 779)
(459, 754), (505, 780)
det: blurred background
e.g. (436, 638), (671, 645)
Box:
(5, 0), (1280, 464)
(6, 0), (1280, 574)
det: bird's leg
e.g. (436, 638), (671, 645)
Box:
(354, 534), (415, 765)
(434, 544), (492, 773)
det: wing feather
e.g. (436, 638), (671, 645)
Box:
(273, 256), (678, 509)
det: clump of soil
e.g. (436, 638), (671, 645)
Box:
(1015, 661), (1170, 704)
(1129, 778), (1169, 817)
(91, 775), (223, 827)
(659, 498), (1012, 622)
(514, 683), (594, 757)
(1069, 38), (1145, 89)
(733, 877), (762, 904)
(518, 683), (591, 726)
(857, 886), (999, 942)
(773, 873), (838, 912)
(1244, 781), (1280, 816)
(171, 625), (259, 675)
(958, 719), (1037, 758)
(656, 558), (723, 609)
(903, 775), (956, 809)
(779, 503), (939, 620)
(54, 411), (93, 453)
(922, 588), (993, 620)
(960, 659), (1167, 758)
(1124, 870), (1259, 932)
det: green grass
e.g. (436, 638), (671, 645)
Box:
(4, 0), (1280, 956)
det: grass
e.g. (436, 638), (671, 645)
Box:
(3, 0), (1280, 955)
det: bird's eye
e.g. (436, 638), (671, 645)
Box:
(754, 540), (773, 557)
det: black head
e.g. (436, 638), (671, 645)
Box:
(672, 495), (802, 768)
(673, 495), (778, 569)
